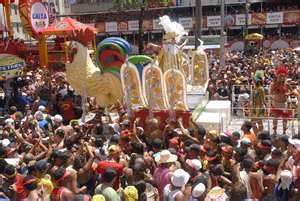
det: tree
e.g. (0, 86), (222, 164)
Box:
(113, 0), (172, 54)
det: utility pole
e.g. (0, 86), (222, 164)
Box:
(195, 0), (202, 48)
(245, 0), (249, 52)
(220, 0), (225, 68)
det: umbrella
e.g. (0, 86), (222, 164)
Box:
(41, 17), (96, 36)
(0, 54), (25, 80)
(245, 33), (264, 40)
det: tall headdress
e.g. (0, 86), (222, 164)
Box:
(254, 70), (264, 83)
(275, 65), (288, 77)
(159, 15), (188, 43)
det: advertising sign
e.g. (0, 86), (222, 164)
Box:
(118, 21), (128, 32)
(179, 17), (193, 29)
(251, 13), (266, 25)
(153, 19), (163, 30)
(0, 54), (25, 80)
(283, 11), (300, 24)
(235, 14), (251, 26)
(105, 22), (117, 32)
(31, 2), (49, 32)
(128, 20), (139, 31)
(95, 22), (105, 33)
(143, 20), (153, 31)
(266, 12), (283, 24)
(207, 16), (221, 27)
(19, 0), (49, 39)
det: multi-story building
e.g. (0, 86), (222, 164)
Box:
(67, 0), (300, 50)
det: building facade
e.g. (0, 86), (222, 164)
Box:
(67, 0), (300, 50)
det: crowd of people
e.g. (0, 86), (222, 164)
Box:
(0, 46), (299, 201)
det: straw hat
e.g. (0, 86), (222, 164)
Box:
(205, 186), (228, 201)
(155, 150), (178, 164)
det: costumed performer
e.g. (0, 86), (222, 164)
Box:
(157, 15), (188, 73)
(251, 70), (267, 133)
(270, 65), (293, 134)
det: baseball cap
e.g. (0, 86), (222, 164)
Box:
(186, 159), (202, 171)
(288, 138), (300, 150)
(108, 145), (121, 155)
(192, 183), (206, 198)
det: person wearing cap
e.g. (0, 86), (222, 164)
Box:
(95, 168), (120, 201)
(153, 150), (178, 200)
(123, 186), (138, 201)
(190, 183), (206, 201)
(97, 145), (124, 190)
(163, 169), (190, 201)
(51, 167), (75, 201)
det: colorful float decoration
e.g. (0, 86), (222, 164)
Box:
(0, 54), (25, 80)
(164, 69), (189, 111)
(142, 63), (169, 110)
(65, 32), (122, 108)
(188, 39), (210, 93)
(120, 62), (147, 110)
(96, 37), (132, 73)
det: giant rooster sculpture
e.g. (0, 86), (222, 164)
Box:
(65, 29), (126, 107)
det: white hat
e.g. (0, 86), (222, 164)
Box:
(1, 139), (10, 147)
(192, 183), (206, 198)
(278, 170), (293, 190)
(155, 150), (178, 164)
(4, 118), (14, 125)
(38, 105), (46, 112)
(171, 169), (190, 187)
(186, 159), (202, 171)
(288, 138), (300, 150)
(34, 111), (44, 121)
(52, 114), (63, 123)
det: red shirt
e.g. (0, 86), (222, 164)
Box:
(16, 174), (27, 200)
(58, 100), (76, 121)
(97, 161), (124, 190)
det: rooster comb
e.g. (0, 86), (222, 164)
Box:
(276, 65), (288, 77)
(71, 28), (95, 47)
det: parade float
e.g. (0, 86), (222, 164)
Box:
(63, 15), (231, 131)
